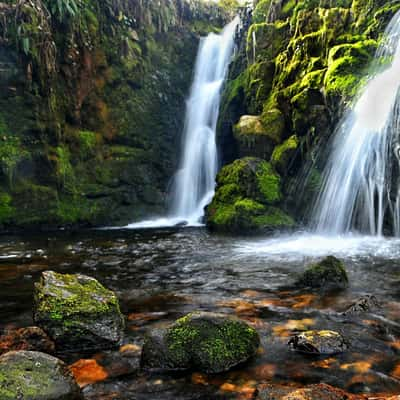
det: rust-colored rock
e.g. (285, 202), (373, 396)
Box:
(256, 383), (366, 400)
(0, 326), (55, 355)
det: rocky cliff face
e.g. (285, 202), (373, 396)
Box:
(209, 0), (400, 232)
(0, 0), (227, 229)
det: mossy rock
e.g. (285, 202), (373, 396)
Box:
(271, 135), (299, 175)
(141, 312), (260, 373)
(33, 271), (125, 352)
(233, 115), (281, 159)
(0, 351), (82, 400)
(297, 256), (348, 290)
(324, 40), (377, 101)
(206, 158), (294, 233)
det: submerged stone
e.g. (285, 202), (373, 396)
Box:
(343, 294), (381, 316)
(256, 383), (356, 400)
(0, 326), (55, 356)
(288, 330), (348, 355)
(141, 312), (260, 373)
(0, 350), (82, 400)
(297, 256), (348, 290)
(33, 271), (125, 352)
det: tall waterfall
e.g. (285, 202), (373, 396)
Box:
(312, 11), (400, 236)
(170, 17), (239, 225)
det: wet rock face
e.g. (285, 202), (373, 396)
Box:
(0, 350), (82, 400)
(33, 271), (125, 352)
(288, 330), (348, 355)
(256, 383), (357, 400)
(297, 256), (348, 290)
(141, 312), (260, 373)
(0, 326), (55, 355)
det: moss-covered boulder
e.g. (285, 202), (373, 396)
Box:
(206, 157), (294, 233)
(33, 271), (125, 352)
(233, 113), (283, 159)
(271, 135), (299, 175)
(297, 256), (348, 290)
(0, 351), (82, 400)
(141, 312), (260, 373)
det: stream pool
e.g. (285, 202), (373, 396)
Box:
(0, 228), (399, 399)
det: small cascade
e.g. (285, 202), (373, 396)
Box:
(169, 17), (239, 224)
(312, 10), (400, 236)
(126, 18), (238, 229)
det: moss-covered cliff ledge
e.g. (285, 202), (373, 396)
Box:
(0, 0), (231, 230)
(216, 0), (400, 227)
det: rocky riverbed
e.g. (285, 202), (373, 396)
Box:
(0, 228), (399, 399)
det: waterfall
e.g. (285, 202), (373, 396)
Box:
(125, 18), (238, 229)
(169, 17), (239, 224)
(312, 10), (400, 236)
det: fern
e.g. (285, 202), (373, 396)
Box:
(44, 0), (79, 22)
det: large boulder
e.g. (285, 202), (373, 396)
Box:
(206, 157), (294, 233)
(141, 312), (260, 373)
(0, 351), (82, 400)
(33, 271), (125, 352)
(297, 256), (348, 290)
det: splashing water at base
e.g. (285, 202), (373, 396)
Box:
(126, 18), (239, 229)
(235, 232), (400, 261)
(312, 11), (400, 236)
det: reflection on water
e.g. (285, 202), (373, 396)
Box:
(0, 228), (399, 398)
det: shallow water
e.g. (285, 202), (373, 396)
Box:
(0, 228), (399, 398)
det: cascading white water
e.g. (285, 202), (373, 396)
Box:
(125, 18), (238, 229)
(312, 10), (400, 236)
(170, 17), (239, 225)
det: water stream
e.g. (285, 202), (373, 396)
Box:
(312, 10), (400, 236)
(127, 18), (238, 229)
(0, 229), (399, 399)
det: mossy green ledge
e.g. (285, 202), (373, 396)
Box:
(206, 157), (294, 234)
(141, 312), (260, 373)
(33, 271), (125, 352)
(0, 350), (82, 400)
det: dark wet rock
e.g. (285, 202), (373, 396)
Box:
(256, 383), (361, 399)
(0, 350), (82, 400)
(69, 349), (140, 388)
(288, 330), (348, 355)
(0, 326), (55, 355)
(141, 312), (260, 373)
(343, 295), (381, 316)
(297, 256), (348, 290)
(33, 271), (125, 352)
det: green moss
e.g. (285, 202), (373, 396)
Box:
(34, 271), (123, 340)
(0, 192), (16, 224)
(256, 161), (281, 203)
(164, 313), (260, 373)
(77, 130), (98, 159)
(298, 256), (348, 289)
(260, 108), (285, 143)
(252, 206), (295, 228)
(206, 158), (293, 233)
(271, 135), (299, 174)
